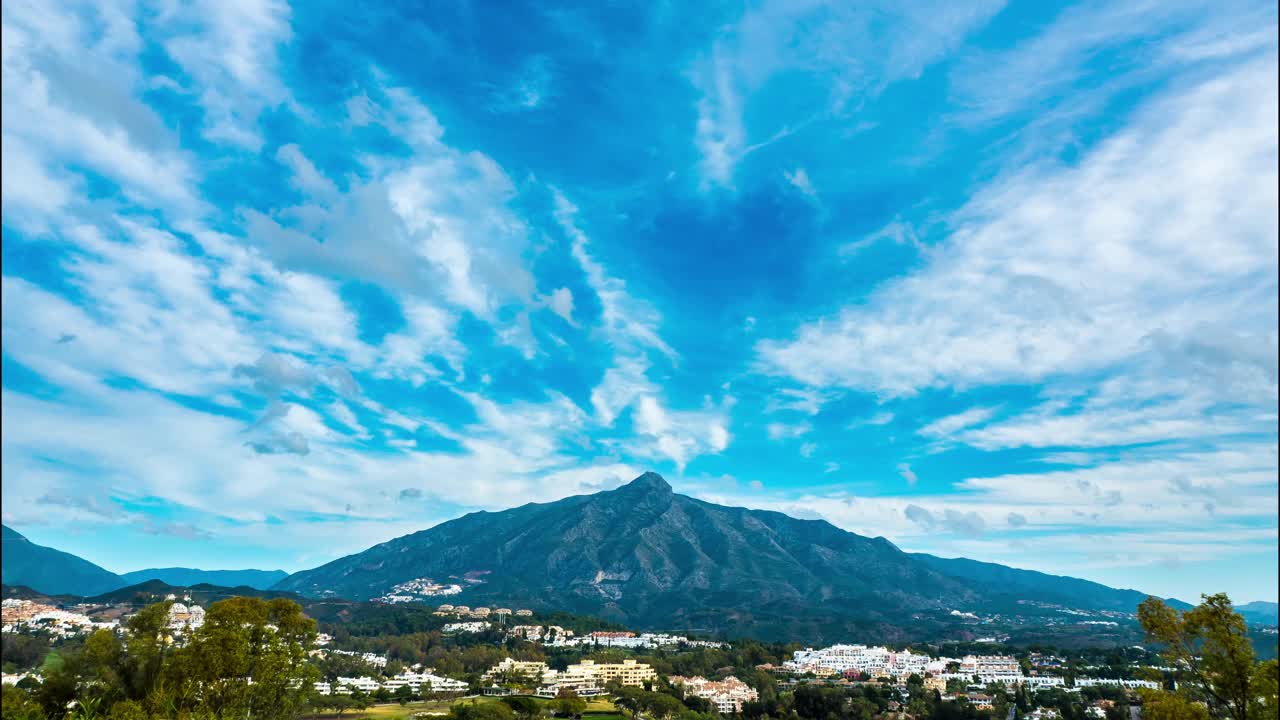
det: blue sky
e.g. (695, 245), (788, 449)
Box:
(2, 0), (1276, 603)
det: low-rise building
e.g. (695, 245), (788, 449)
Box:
(967, 693), (994, 711)
(335, 676), (381, 693)
(1075, 678), (1160, 691)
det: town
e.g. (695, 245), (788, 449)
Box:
(3, 588), (1245, 720)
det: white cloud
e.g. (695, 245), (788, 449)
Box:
(327, 400), (368, 437)
(947, 0), (1277, 128)
(839, 220), (923, 258)
(629, 395), (732, 471)
(767, 421), (812, 440)
(897, 463), (919, 486)
(757, 59), (1278, 435)
(1, 0), (202, 221)
(918, 406), (998, 439)
(784, 168), (816, 196)
(692, 51), (745, 188)
(544, 287), (577, 326)
(765, 387), (832, 415)
(689, 438), (1275, 586)
(245, 83), (536, 343)
(554, 190), (675, 360)
(689, 0), (1004, 187)
(159, 0), (292, 149)
(552, 190), (727, 471)
(276, 143), (338, 197)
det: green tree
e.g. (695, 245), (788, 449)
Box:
(1139, 594), (1279, 720)
(162, 596), (318, 719)
(643, 692), (687, 720)
(502, 695), (544, 720)
(1140, 691), (1212, 720)
(121, 601), (172, 705)
(105, 701), (148, 720)
(552, 695), (587, 718)
(1, 685), (46, 720)
(454, 700), (517, 720)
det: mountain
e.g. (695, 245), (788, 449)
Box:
(1237, 601), (1279, 625)
(84, 580), (304, 606)
(911, 554), (1193, 611)
(2, 524), (288, 596)
(119, 567), (288, 590)
(275, 472), (1173, 641)
(1, 525), (124, 596)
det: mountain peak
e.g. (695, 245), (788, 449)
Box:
(618, 471), (672, 494)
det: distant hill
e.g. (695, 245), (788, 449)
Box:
(276, 472), (1182, 642)
(84, 579), (304, 606)
(1238, 601), (1279, 625)
(1, 525), (124, 596)
(0, 583), (79, 603)
(119, 567), (288, 590)
(2, 524), (292, 597)
(911, 554), (1192, 611)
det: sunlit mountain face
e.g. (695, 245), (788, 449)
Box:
(1, 0), (1276, 605)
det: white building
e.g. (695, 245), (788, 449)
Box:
(959, 655), (1020, 676)
(443, 621), (489, 633)
(484, 658), (553, 685)
(787, 645), (931, 679)
(335, 676), (382, 693)
(166, 603), (206, 631)
(673, 676), (759, 714)
(1074, 678), (1160, 690)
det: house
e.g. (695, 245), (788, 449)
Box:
(966, 693), (994, 710)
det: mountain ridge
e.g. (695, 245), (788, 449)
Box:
(118, 567), (289, 589)
(1, 525), (123, 596)
(1, 525), (289, 595)
(273, 472), (1184, 641)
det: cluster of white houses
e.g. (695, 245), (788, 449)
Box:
(432, 604), (535, 619)
(671, 676), (759, 713)
(1, 599), (117, 638)
(521, 629), (726, 650)
(325, 649), (389, 668)
(482, 657), (657, 697)
(782, 645), (1158, 690)
(314, 670), (469, 696)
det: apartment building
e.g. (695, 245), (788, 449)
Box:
(484, 658), (553, 685)
(959, 655), (1019, 675)
(672, 676), (759, 714)
(572, 659), (656, 687)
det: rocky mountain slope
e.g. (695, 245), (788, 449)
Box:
(275, 472), (1180, 640)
